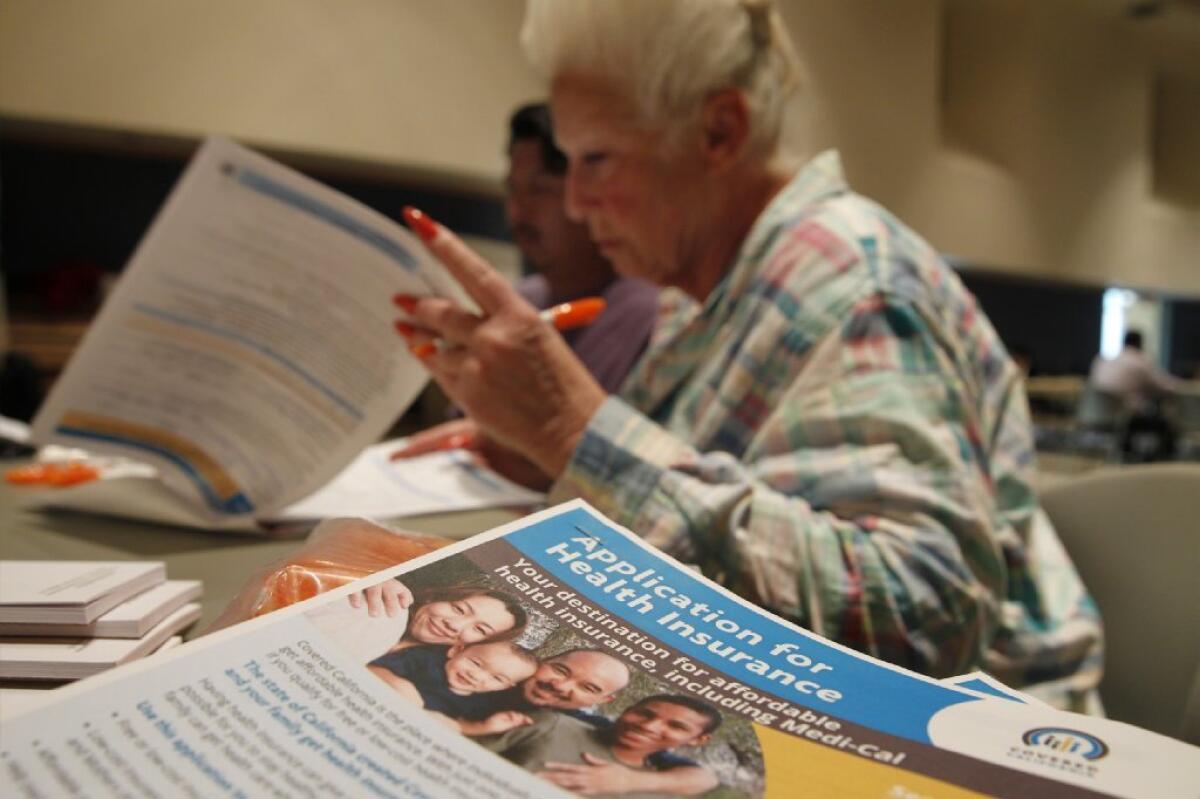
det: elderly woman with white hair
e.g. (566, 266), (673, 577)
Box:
(394, 0), (1102, 712)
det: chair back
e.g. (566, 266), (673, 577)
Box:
(1074, 386), (1125, 431)
(1040, 464), (1200, 744)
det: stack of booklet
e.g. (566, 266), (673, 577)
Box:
(0, 503), (1195, 798)
(0, 560), (202, 680)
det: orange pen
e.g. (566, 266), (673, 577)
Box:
(540, 297), (607, 331)
(407, 296), (607, 359)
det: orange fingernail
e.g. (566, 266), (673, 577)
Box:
(395, 321), (416, 337)
(410, 341), (437, 359)
(393, 294), (417, 313)
(402, 206), (439, 243)
(441, 433), (476, 450)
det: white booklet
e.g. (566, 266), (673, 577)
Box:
(0, 561), (166, 624)
(19, 440), (545, 534)
(0, 579), (202, 639)
(0, 602), (200, 680)
(2, 502), (1196, 798)
(29, 137), (471, 529)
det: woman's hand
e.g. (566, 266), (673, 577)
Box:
(394, 208), (607, 479)
(391, 419), (553, 491)
(347, 579), (413, 617)
(390, 419), (479, 459)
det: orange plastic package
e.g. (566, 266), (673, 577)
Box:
(208, 517), (450, 633)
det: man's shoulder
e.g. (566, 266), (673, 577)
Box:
(475, 707), (586, 754)
(605, 276), (659, 305)
(516, 274), (551, 307)
(528, 707), (591, 732)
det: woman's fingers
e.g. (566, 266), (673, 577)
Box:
(380, 588), (400, 616)
(403, 206), (519, 316)
(362, 584), (386, 616)
(390, 419), (479, 461)
(388, 580), (415, 611)
(394, 294), (483, 346)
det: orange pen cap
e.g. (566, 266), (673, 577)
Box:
(541, 297), (607, 332)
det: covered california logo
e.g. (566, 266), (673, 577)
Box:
(1021, 728), (1110, 761)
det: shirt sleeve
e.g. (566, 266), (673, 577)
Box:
(646, 750), (699, 770)
(368, 644), (444, 680)
(552, 299), (1017, 678)
(474, 710), (559, 755)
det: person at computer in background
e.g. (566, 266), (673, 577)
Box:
(393, 103), (658, 480)
(1088, 329), (1186, 413)
(393, 0), (1102, 712)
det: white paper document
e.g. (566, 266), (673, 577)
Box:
(276, 440), (545, 520)
(0, 561), (166, 624)
(0, 602), (201, 680)
(30, 137), (468, 525)
(0, 580), (203, 638)
(1, 502), (1196, 798)
(19, 441), (544, 533)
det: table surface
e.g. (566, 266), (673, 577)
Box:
(0, 465), (520, 638)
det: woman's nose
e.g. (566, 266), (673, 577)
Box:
(563, 168), (591, 222)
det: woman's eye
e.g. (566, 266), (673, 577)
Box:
(581, 151), (609, 166)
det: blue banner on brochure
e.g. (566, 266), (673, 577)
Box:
(504, 506), (975, 744)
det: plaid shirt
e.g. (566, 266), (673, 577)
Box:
(552, 151), (1102, 710)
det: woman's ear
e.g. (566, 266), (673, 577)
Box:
(700, 88), (751, 167)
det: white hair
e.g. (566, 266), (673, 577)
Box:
(521, 0), (803, 158)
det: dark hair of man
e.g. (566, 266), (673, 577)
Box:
(407, 584), (528, 643)
(1124, 330), (1144, 350)
(631, 694), (723, 735)
(508, 102), (568, 175)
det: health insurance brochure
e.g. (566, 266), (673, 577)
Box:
(30, 137), (468, 525)
(3, 502), (1196, 798)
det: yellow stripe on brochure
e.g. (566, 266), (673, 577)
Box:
(758, 724), (988, 799)
(57, 410), (244, 501)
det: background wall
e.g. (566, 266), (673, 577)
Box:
(1, 0), (1198, 298)
(0, 0), (540, 192)
(776, 0), (1200, 298)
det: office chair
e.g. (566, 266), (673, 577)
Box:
(1040, 463), (1200, 744)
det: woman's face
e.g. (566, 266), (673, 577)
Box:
(551, 74), (708, 296)
(407, 594), (516, 646)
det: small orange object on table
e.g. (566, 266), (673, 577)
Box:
(5, 461), (100, 487)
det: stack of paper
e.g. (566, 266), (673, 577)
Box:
(0, 561), (201, 680)
(0, 503), (1196, 798)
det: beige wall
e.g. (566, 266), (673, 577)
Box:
(0, 0), (541, 190)
(778, 0), (1200, 297)
(2, 0), (1198, 296)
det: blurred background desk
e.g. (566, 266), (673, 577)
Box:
(0, 474), (520, 637)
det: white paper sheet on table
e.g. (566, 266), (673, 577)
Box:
(273, 439), (544, 520)
(17, 439), (543, 533)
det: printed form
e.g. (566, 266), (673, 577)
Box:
(32, 138), (468, 522)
